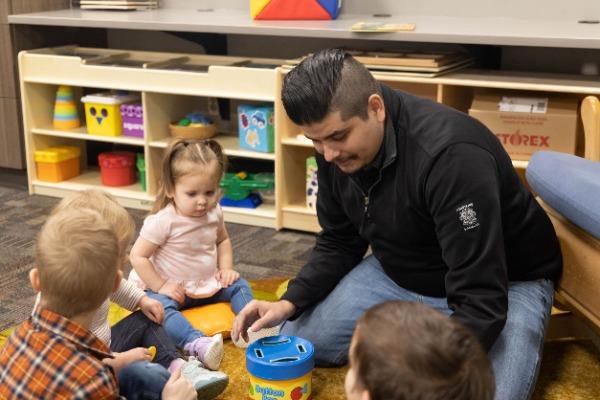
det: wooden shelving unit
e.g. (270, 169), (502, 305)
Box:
(275, 67), (600, 233)
(19, 46), (600, 232)
(19, 46), (283, 228)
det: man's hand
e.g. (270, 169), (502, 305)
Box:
(159, 281), (186, 304)
(232, 299), (296, 342)
(162, 367), (196, 400)
(216, 269), (240, 288)
(139, 295), (164, 324)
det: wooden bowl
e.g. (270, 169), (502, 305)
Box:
(169, 123), (218, 140)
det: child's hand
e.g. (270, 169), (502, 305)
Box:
(216, 269), (240, 288)
(139, 295), (164, 324)
(159, 280), (186, 304)
(110, 347), (152, 372)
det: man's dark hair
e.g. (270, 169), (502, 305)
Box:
(353, 301), (495, 400)
(282, 48), (380, 125)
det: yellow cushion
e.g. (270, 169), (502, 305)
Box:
(182, 302), (235, 339)
(108, 301), (234, 338)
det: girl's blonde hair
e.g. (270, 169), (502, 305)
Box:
(153, 138), (227, 214)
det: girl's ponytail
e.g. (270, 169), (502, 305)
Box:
(151, 138), (227, 214)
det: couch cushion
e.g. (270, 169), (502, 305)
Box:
(527, 151), (600, 239)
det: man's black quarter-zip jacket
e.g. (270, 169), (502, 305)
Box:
(281, 84), (562, 350)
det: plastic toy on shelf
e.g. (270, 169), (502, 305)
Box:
(120, 103), (144, 138)
(136, 153), (146, 191)
(219, 172), (274, 208)
(238, 104), (275, 153)
(169, 111), (217, 140)
(35, 146), (81, 182)
(98, 151), (137, 187)
(53, 85), (80, 130)
(81, 91), (139, 136)
(306, 157), (318, 211)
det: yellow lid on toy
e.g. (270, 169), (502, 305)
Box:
(35, 146), (81, 163)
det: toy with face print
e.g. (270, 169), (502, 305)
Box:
(81, 92), (139, 136)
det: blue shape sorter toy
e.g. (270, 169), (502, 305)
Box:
(246, 335), (315, 400)
(238, 104), (274, 153)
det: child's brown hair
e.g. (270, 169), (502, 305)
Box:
(351, 301), (495, 400)
(35, 208), (120, 318)
(153, 138), (227, 214)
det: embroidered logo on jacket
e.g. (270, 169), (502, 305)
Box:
(456, 203), (480, 231)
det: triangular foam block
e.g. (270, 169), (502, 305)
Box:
(250, 0), (271, 19)
(317, 0), (340, 19)
(256, 0), (331, 20)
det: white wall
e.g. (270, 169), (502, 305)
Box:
(106, 1), (600, 74)
(107, 30), (206, 53)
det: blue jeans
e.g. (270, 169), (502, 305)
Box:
(118, 361), (169, 400)
(281, 255), (554, 400)
(147, 278), (253, 348)
(111, 310), (180, 369)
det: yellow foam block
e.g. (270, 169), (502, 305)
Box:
(148, 345), (157, 361)
(250, 0), (271, 18)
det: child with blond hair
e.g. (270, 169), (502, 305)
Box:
(0, 208), (196, 399)
(47, 189), (228, 398)
(129, 138), (274, 371)
(345, 301), (495, 400)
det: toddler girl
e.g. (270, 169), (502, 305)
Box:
(129, 138), (254, 371)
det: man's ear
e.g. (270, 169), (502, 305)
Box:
(112, 270), (123, 293)
(367, 94), (386, 123)
(361, 389), (371, 400)
(29, 268), (41, 293)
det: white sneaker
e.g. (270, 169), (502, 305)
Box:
(181, 358), (229, 400)
(232, 325), (281, 348)
(184, 334), (224, 371)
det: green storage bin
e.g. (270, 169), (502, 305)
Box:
(136, 153), (146, 191)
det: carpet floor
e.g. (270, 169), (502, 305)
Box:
(0, 184), (599, 399)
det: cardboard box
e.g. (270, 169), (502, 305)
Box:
(468, 94), (578, 161)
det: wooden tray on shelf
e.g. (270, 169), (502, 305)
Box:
(285, 51), (474, 77)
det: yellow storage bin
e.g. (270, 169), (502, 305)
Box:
(81, 92), (139, 136)
(35, 146), (81, 182)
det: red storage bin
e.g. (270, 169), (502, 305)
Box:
(98, 151), (136, 187)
